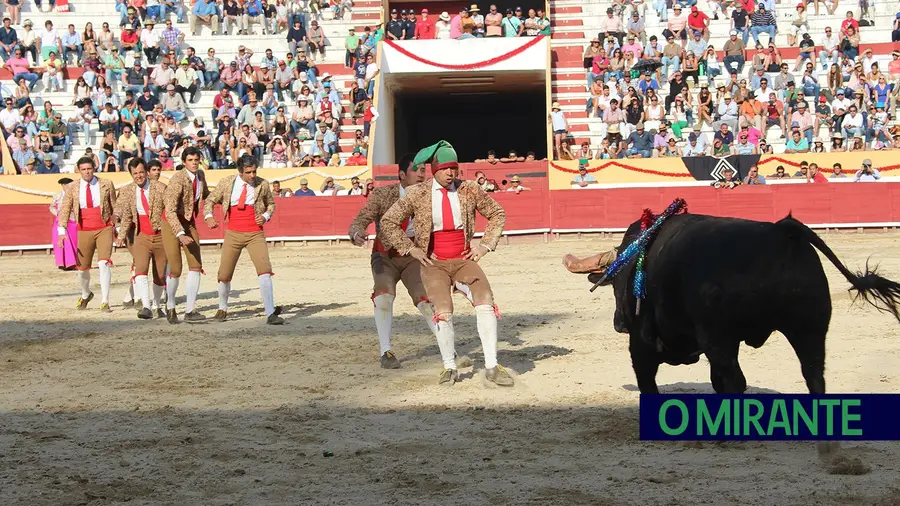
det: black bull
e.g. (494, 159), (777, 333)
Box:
(587, 213), (900, 395)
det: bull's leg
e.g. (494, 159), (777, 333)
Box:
(784, 330), (839, 457)
(704, 341), (747, 394)
(783, 331), (827, 395)
(630, 346), (661, 394)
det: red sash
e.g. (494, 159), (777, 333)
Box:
(79, 207), (107, 231)
(372, 217), (410, 256)
(429, 230), (467, 260)
(228, 205), (262, 232)
(138, 214), (158, 235)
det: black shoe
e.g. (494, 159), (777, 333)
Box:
(137, 308), (153, 319)
(156, 308), (166, 319)
(381, 351), (401, 369)
(123, 300), (135, 308)
(76, 292), (94, 310)
(184, 310), (206, 322)
(167, 309), (180, 324)
(266, 312), (285, 325)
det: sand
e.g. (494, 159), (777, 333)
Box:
(1, 231), (900, 506)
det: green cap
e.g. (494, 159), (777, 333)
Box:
(413, 140), (458, 174)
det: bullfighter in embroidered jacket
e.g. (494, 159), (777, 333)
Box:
(203, 154), (284, 325)
(56, 156), (117, 313)
(162, 146), (210, 324)
(380, 140), (514, 387)
(348, 153), (443, 369)
(114, 158), (170, 320)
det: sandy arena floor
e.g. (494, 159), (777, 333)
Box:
(1, 231), (900, 506)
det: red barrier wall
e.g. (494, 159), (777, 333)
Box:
(550, 184), (900, 230)
(7, 184), (900, 248)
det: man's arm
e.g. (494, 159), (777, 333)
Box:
(116, 194), (135, 242)
(347, 186), (382, 242)
(471, 184), (506, 252)
(379, 195), (416, 255)
(203, 176), (225, 220)
(164, 176), (187, 235)
(260, 180), (276, 221)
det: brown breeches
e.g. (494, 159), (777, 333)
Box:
(76, 226), (114, 270)
(133, 232), (168, 286)
(420, 258), (494, 317)
(370, 252), (429, 306)
(217, 230), (272, 282)
(161, 220), (203, 278)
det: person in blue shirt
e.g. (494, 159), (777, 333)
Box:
(191, 0), (219, 35)
(0, 18), (18, 62)
(638, 71), (658, 94)
(35, 153), (60, 174)
(293, 178), (317, 196)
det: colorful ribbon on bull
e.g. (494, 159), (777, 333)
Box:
(590, 198), (689, 315)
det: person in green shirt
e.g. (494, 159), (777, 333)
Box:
(502, 9), (521, 37)
(537, 9), (550, 36)
(345, 27), (360, 68)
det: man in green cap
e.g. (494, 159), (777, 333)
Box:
(380, 140), (514, 387)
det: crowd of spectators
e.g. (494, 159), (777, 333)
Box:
(564, 1), (899, 161)
(1, 0), (380, 174)
(381, 5), (550, 41)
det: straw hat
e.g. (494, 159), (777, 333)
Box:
(469, 4), (480, 12)
(439, 11), (451, 21)
(551, 102), (560, 110)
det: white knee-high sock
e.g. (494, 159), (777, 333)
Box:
(124, 265), (135, 303)
(166, 276), (179, 310)
(259, 274), (275, 316)
(185, 270), (201, 312)
(434, 316), (457, 370)
(78, 270), (91, 298)
(218, 281), (231, 311)
(373, 293), (395, 354)
(417, 300), (438, 337)
(152, 283), (164, 309)
(475, 304), (499, 369)
(134, 275), (151, 309)
(98, 260), (112, 304)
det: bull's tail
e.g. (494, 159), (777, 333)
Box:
(777, 215), (900, 323)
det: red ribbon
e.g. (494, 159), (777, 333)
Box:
(383, 35), (545, 70)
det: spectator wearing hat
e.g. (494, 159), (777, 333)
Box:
(306, 20), (326, 60)
(403, 11), (418, 40)
(749, 4), (776, 46)
(502, 8), (521, 37)
(161, 84), (187, 123)
(505, 175), (531, 193)
(138, 21), (161, 65)
(720, 30), (744, 75)
(663, 6), (687, 45)
(174, 58), (199, 103)
(387, 9), (404, 39)
(416, 9), (437, 39)
(470, 5), (486, 37)
(119, 23), (139, 56)
(549, 101), (568, 158)
(854, 159), (881, 181)
(625, 12), (646, 47)
(17, 20), (37, 64)
(598, 8), (625, 47)
(36, 152), (59, 174)
(455, 7), (475, 38)
(687, 6), (709, 40)
(893, 14), (900, 42)
(293, 178), (316, 196)
(571, 162), (597, 186)
(625, 122), (653, 158)
(435, 12), (452, 39)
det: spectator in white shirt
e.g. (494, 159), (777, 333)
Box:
(854, 159), (881, 182)
(140, 21), (162, 64)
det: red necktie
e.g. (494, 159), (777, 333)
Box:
(85, 182), (94, 209)
(237, 183), (248, 210)
(140, 188), (150, 232)
(440, 187), (454, 231)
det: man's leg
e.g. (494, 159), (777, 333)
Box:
(161, 220), (183, 322)
(150, 235), (168, 317)
(183, 222), (204, 320)
(132, 233), (154, 318)
(215, 230), (242, 319)
(96, 227), (115, 312)
(246, 231), (281, 323)
(370, 252), (402, 366)
(453, 259), (513, 386)
(398, 255), (438, 338)
(75, 229), (97, 308)
(420, 260), (458, 383)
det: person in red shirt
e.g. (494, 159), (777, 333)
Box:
(414, 8), (434, 39)
(807, 163), (828, 183)
(120, 24), (139, 55)
(687, 6), (710, 40)
(347, 148), (367, 165)
(840, 12), (859, 37)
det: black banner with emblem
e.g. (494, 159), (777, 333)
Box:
(682, 154), (762, 181)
